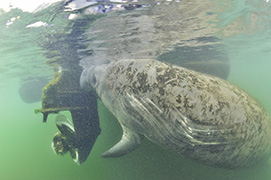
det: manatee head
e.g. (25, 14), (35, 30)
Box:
(80, 64), (108, 91)
(80, 67), (96, 91)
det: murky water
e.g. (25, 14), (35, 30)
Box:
(1, 0), (271, 179)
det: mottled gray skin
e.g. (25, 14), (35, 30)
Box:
(80, 59), (271, 168)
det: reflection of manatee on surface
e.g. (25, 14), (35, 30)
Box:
(78, 0), (231, 78)
(158, 40), (230, 79)
(18, 77), (49, 104)
(63, 0), (230, 80)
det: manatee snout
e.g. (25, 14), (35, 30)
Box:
(80, 67), (95, 91)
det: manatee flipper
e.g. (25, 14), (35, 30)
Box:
(101, 126), (143, 158)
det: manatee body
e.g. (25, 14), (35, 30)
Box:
(80, 59), (271, 168)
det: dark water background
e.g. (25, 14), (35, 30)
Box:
(1, 0), (271, 179)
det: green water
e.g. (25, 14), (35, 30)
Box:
(0, 74), (271, 180)
(1, 1), (271, 180)
(1, 83), (271, 180)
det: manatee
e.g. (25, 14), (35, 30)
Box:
(80, 59), (271, 168)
